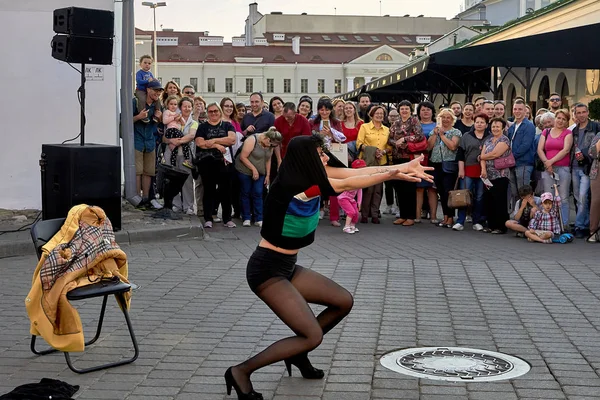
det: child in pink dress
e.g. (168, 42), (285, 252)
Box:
(337, 159), (365, 234)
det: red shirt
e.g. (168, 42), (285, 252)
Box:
(274, 114), (312, 157)
(342, 120), (363, 143)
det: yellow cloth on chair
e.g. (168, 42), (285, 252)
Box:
(25, 204), (130, 352)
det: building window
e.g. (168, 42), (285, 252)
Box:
(172, 77), (180, 86)
(207, 78), (215, 93)
(284, 79), (291, 93)
(334, 79), (342, 94)
(266, 78), (274, 93)
(225, 78), (233, 93)
(301, 79), (308, 93)
(376, 53), (393, 61)
(246, 78), (253, 93)
(190, 78), (198, 90)
(317, 79), (325, 94)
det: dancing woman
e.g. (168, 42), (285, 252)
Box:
(225, 135), (433, 399)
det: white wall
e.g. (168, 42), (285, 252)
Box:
(0, 0), (119, 209)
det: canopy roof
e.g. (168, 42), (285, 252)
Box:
(348, 23), (600, 103)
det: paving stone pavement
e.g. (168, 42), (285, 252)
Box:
(1, 214), (600, 399)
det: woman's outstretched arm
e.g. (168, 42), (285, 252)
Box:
(325, 156), (433, 180)
(328, 165), (432, 193)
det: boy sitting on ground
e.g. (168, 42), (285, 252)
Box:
(525, 184), (562, 244)
(506, 185), (541, 237)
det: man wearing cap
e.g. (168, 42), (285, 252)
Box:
(133, 80), (164, 208)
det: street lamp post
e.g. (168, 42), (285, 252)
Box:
(141, 2), (167, 77)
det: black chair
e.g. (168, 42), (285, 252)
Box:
(29, 218), (139, 374)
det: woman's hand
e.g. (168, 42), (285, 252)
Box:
(403, 155), (434, 182)
(375, 149), (383, 160)
(214, 144), (227, 154)
(458, 167), (465, 179)
(321, 125), (332, 137)
(265, 175), (270, 186)
(544, 160), (554, 171)
(252, 169), (259, 181)
(481, 170), (487, 179)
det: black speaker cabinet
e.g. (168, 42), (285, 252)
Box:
(53, 7), (115, 38)
(41, 144), (122, 230)
(51, 35), (113, 65)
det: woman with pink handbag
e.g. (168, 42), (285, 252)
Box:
(480, 117), (512, 234)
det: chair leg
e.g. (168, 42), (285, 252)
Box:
(64, 293), (139, 374)
(85, 295), (108, 346)
(31, 335), (59, 356)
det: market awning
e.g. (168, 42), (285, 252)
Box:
(363, 55), (492, 102)
(337, 87), (365, 102)
(432, 22), (600, 70)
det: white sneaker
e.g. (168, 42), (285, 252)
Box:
(391, 206), (399, 215)
(224, 221), (236, 228)
(587, 233), (599, 243)
(254, 221), (263, 228)
(473, 223), (484, 231)
(186, 208), (195, 216)
(150, 199), (163, 210)
(243, 220), (251, 227)
(319, 210), (325, 220)
(213, 216), (222, 223)
(172, 206), (181, 213)
(343, 226), (355, 234)
(452, 223), (464, 231)
(466, 216), (472, 223)
(395, 212), (401, 218)
(203, 221), (213, 228)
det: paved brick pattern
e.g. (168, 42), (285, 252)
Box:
(1, 216), (599, 399)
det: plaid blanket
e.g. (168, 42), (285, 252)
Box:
(39, 218), (120, 291)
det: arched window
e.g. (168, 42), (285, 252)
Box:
(376, 53), (393, 61)
(204, 53), (216, 62)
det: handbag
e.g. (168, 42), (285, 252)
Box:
(493, 151), (516, 169)
(448, 177), (472, 209)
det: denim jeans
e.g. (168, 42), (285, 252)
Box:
(238, 172), (265, 222)
(542, 166), (571, 226)
(457, 177), (485, 225)
(509, 165), (534, 206)
(572, 167), (590, 231)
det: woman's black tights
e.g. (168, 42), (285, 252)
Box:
(231, 267), (354, 393)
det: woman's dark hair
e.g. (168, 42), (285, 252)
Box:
(489, 117), (507, 129)
(298, 96), (313, 116)
(473, 112), (489, 124)
(269, 96), (284, 114)
(398, 100), (413, 112)
(463, 102), (474, 109)
(416, 101), (436, 121)
(313, 98), (339, 126)
(368, 105), (387, 119)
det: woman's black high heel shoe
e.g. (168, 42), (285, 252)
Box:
(284, 354), (325, 379)
(224, 367), (263, 400)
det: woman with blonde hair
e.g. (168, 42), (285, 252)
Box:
(537, 108), (573, 225)
(195, 102), (237, 228)
(341, 102), (363, 162)
(333, 98), (346, 120)
(428, 108), (462, 228)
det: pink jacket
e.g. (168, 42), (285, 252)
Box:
(337, 188), (362, 205)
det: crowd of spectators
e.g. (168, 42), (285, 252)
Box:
(132, 55), (600, 242)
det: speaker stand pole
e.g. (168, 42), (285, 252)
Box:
(80, 63), (86, 146)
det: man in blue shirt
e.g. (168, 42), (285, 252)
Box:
(133, 80), (163, 208)
(241, 92), (275, 135)
(507, 99), (536, 209)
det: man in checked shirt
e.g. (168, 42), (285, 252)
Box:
(526, 184), (562, 244)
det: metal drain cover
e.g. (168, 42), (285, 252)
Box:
(380, 347), (530, 382)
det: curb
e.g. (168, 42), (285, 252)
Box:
(0, 225), (205, 259)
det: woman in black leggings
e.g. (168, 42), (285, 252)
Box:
(225, 135), (433, 399)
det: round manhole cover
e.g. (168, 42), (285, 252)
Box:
(380, 347), (530, 382)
